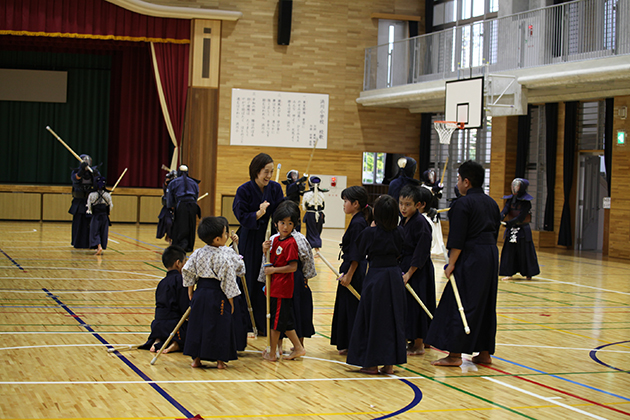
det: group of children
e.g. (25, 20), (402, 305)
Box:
(142, 159), (502, 372)
(143, 200), (317, 368)
(331, 160), (500, 372)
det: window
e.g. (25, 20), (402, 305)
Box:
(362, 152), (387, 184)
(429, 114), (492, 210)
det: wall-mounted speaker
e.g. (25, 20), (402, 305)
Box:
(277, 0), (292, 46)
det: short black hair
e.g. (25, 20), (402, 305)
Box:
(458, 160), (485, 188)
(399, 184), (423, 204)
(162, 245), (186, 269)
(273, 200), (300, 227)
(373, 195), (399, 231)
(249, 153), (274, 181)
(197, 216), (228, 245)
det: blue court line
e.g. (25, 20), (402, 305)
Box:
(493, 354), (630, 402)
(109, 230), (166, 250)
(589, 340), (630, 374)
(374, 378), (423, 419)
(42, 288), (194, 418)
(0, 247), (26, 271)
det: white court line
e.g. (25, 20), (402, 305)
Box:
(496, 343), (630, 354)
(483, 376), (608, 420)
(0, 376), (421, 386)
(0, 266), (162, 278)
(0, 345), (423, 386)
(108, 239), (119, 244)
(535, 276), (630, 296)
(0, 332), (147, 335)
(0, 288), (155, 294)
(0, 277), (160, 282)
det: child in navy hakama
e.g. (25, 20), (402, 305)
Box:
(499, 178), (540, 280)
(139, 245), (189, 353)
(398, 185), (435, 355)
(330, 186), (371, 355)
(86, 177), (112, 256)
(347, 195), (407, 374)
(183, 217), (245, 369)
(426, 161), (500, 367)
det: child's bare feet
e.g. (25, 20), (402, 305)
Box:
(407, 346), (425, 355)
(501, 276), (512, 281)
(285, 346), (305, 360)
(407, 339), (425, 355)
(379, 365), (394, 374)
(95, 244), (103, 255)
(191, 357), (203, 368)
(217, 360), (227, 369)
(149, 340), (162, 353)
(338, 349), (348, 355)
(162, 341), (180, 354)
(471, 351), (492, 364)
(359, 366), (379, 374)
(262, 348), (277, 362)
(431, 353), (462, 366)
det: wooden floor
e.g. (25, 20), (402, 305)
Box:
(0, 221), (629, 420)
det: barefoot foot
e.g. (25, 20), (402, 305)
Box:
(285, 347), (305, 360)
(501, 276), (512, 281)
(338, 349), (348, 355)
(431, 355), (463, 366)
(262, 349), (277, 362)
(471, 352), (492, 364)
(217, 361), (227, 369)
(359, 367), (379, 375)
(95, 245), (103, 256)
(407, 347), (425, 355)
(163, 341), (180, 354)
(191, 361), (204, 368)
(379, 365), (394, 374)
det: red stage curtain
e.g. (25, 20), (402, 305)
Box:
(108, 45), (172, 188)
(151, 42), (190, 170)
(1, 0), (190, 42)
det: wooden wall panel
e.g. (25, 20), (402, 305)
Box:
(609, 95), (630, 259)
(0, 192), (41, 220)
(139, 196), (163, 223)
(109, 196), (138, 223)
(42, 194), (73, 221)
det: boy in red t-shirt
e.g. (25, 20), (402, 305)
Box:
(261, 204), (306, 362)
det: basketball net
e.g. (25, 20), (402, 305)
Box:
(434, 121), (464, 144)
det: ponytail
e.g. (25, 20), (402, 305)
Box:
(341, 185), (373, 225)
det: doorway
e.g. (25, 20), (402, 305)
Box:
(575, 153), (606, 251)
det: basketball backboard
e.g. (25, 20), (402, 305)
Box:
(444, 77), (484, 129)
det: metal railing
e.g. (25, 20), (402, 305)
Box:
(363, 0), (629, 91)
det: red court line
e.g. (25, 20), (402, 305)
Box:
(480, 363), (630, 416)
(108, 235), (162, 255)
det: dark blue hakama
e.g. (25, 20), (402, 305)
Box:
(347, 226), (407, 368)
(425, 188), (500, 355)
(400, 212), (435, 341)
(330, 212), (368, 351)
(184, 278), (237, 362)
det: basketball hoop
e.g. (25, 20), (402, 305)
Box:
(434, 121), (465, 144)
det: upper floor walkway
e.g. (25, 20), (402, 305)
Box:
(358, 0), (630, 114)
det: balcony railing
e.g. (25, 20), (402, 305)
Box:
(363, 0), (629, 91)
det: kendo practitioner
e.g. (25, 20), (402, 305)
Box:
(156, 170), (176, 242)
(426, 160), (500, 367)
(421, 169), (443, 216)
(69, 154), (101, 249)
(166, 165), (200, 253)
(232, 153), (284, 336)
(422, 169), (445, 257)
(388, 157), (419, 203)
(282, 169), (308, 205)
(499, 178), (540, 280)
(301, 176), (328, 251)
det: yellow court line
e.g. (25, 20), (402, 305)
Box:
(498, 313), (630, 349)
